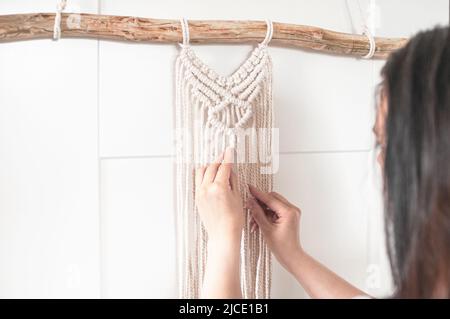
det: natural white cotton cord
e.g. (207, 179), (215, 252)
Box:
(260, 19), (273, 47)
(179, 17), (190, 47)
(53, 0), (67, 40)
(362, 26), (376, 59)
(175, 18), (274, 298)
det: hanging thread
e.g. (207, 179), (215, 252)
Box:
(53, 0), (67, 40)
(346, 0), (377, 59)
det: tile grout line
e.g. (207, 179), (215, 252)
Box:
(279, 149), (374, 155)
(96, 0), (105, 300)
(98, 149), (375, 161)
(100, 154), (174, 160)
(366, 43), (377, 293)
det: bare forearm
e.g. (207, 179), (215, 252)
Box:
(201, 235), (242, 299)
(288, 249), (367, 299)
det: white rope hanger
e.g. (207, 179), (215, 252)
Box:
(53, 0), (67, 41)
(363, 26), (376, 59)
(346, 0), (377, 59)
(179, 17), (190, 47)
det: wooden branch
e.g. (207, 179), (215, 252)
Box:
(0, 13), (408, 58)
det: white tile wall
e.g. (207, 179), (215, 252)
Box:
(0, 0), (97, 14)
(376, 0), (449, 37)
(100, 158), (177, 298)
(272, 152), (372, 298)
(0, 0), (100, 298)
(98, 41), (177, 157)
(0, 0), (448, 298)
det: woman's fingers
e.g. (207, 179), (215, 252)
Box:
(250, 217), (258, 233)
(230, 171), (239, 192)
(248, 185), (289, 213)
(215, 147), (234, 184)
(202, 152), (224, 184)
(195, 166), (206, 192)
(270, 192), (291, 206)
(246, 197), (270, 231)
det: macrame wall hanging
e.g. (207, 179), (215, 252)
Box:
(175, 18), (275, 299)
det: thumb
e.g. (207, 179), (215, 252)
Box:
(246, 197), (271, 231)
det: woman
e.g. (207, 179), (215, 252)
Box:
(194, 26), (450, 299)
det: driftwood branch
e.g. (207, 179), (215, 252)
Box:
(0, 13), (408, 58)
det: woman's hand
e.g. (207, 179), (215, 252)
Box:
(195, 147), (243, 298)
(247, 186), (367, 298)
(246, 186), (303, 273)
(195, 147), (244, 243)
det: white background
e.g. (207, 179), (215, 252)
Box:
(0, 0), (448, 298)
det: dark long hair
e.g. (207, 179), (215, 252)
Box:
(382, 26), (450, 298)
